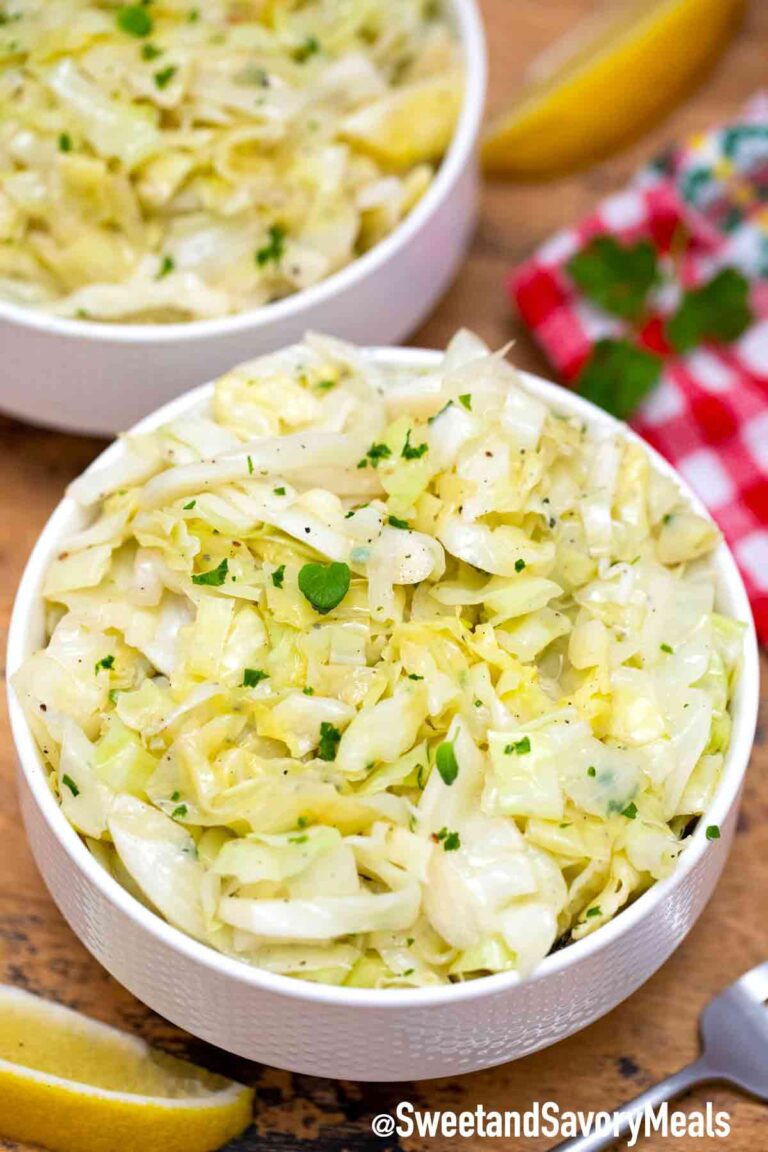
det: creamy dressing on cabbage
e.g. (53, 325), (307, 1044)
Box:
(0, 0), (461, 322)
(14, 330), (742, 987)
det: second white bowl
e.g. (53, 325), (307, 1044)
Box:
(0, 0), (486, 438)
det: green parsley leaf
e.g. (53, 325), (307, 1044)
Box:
(62, 774), (80, 797)
(505, 736), (531, 756)
(172, 804), (188, 820)
(315, 378), (336, 391)
(288, 833), (308, 844)
(567, 236), (659, 321)
(407, 673), (424, 680)
(387, 514), (409, 530)
(294, 34), (320, 62)
(585, 905), (602, 918)
(302, 686), (314, 696)
(402, 968), (415, 977)
(435, 741), (459, 786)
(58, 132), (72, 152)
(297, 815), (309, 828)
(427, 400), (453, 425)
(298, 561), (350, 615)
(514, 558), (526, 573)
(116, 5), (153, 38)
(183, 499), (196, 510)
(436, 827), (461, 852)
(660, 643), (673, 654)
(577, 338), (662, 420)
(255, 223), (286, 266)
(401, 429), (428, 460)
(242, 668), (268, 688)
(273, 486), (286, 496)
(458, 393), (472, 410)
(271, 564), (285, 589)
(154, 64), (177, 88)
(191, 558), (228, 586)
(171, 791), (181, 802)
(95, 654), (115, 674)
(587, 765), (597, 778)
(247, 454), (254, 474)
(705, 824), (721, 840)
(667, 268), (752, 354)
(622, 802), (638, 820)
(141, 42), (163, 60)
(364, 442), (392, 467)
(318, 721), (341, 761)
(156, 254), (174, 279)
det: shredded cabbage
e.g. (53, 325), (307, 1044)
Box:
(13, 330), (743, 987)
(0, 0), (461, 322)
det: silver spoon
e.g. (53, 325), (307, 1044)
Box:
(550, 961), (768, 1152)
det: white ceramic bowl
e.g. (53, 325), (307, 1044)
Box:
(7, 349), (759, 1082)
(0, 1), (486, 438)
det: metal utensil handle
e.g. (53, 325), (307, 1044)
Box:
(548, 1059), (714, 1152)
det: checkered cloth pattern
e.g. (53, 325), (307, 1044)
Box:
(510, 101), (768, 642)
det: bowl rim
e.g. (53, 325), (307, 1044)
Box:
(0, 0), (487, 346)
(7, 346), (760, 1010)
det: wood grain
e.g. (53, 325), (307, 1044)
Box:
(1, 2), (767, 1148)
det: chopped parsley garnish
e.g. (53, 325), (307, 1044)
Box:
(297, 815), (309, 828)
(242, 668), (268, 688)
(294, 34), (320, 62)
(183, 499), (196, 510)
(273, 486), (286, 496)
(288, 833), (308, 844)
(141, 42), (163, 60)
(514, 558), (526, 573)
(387, 514), (409, 530)
(359, 442), (391, 469)
(58, 133), (72, 153)
(587, 765), (597, 778)
(154, 64), (177, 88)
(116, 5), (153, 38)
(271, 564), (285, 589)
(171, 791), (181, 802)
(458, 393), (472, 410)
(62, 774), (80, 798)
(247, 454), (254, 474)
(505, 736), (531, 756)
(318, 721), (341, 762)
(315, 379), (336, 391)
(435, 741), (459, 786)
(407, 673), (424, 681)
(435, 827), (460, 852)
(172, 804), (188, 820)
(255, 223), (286, 266)
(427, 400), (453, 424)
(401, 429), (428, 460)
(156, 255), (174, 279)
(622, 802), (638, 820)
(302, 686), (314, 695)
(95, 654), (115, 674)
(403, 968), (415, 977)
(660, 643), (673, 654)
(191, 558), (228, 586)
(585, 906), (602, 918)
(706, 824), (721, 840)
(298, 561), (350, 615)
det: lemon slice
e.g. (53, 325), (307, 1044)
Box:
(0, 986), (253, 1152)
(341, 69), (464, 170)
(482, 0), (745, 178)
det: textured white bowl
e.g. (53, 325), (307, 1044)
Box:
(0, 1), (486, 438)
(7, 349), (759, 1082)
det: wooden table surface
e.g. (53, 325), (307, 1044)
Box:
(1, 3), (766, 1149)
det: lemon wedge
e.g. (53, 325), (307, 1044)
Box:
(482, 0), (746, 178)
(0, 985), (253, 1152)
(341, 69), (464, 170)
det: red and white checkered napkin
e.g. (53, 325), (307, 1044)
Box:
(510, 103), (768, 642)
